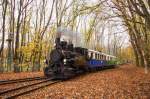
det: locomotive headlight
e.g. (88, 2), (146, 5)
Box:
(63, 59), (67, 63)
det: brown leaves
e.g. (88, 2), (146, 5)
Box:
(0, 72), (43, 80)
(21, 64), (150, 98)
(1, 64), (150, 98)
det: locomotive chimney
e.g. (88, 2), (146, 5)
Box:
(55, 27), (62, 48)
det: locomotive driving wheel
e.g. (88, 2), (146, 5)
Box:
(44, 67), (53, 77)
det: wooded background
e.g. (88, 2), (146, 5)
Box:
(0, 0), (149, 72)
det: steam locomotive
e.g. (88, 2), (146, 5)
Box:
(44, 29), (117, 80)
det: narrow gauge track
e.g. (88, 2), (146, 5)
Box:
(0, 78), (60, 99)
(0, 76), (46, 85)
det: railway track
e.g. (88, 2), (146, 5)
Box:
(0, 78), (60, 98)
(0, 76), (46, 85)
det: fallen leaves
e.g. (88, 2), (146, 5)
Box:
(20, 64), (150, 98)
(0, 72), (43, 80)
(1, 64), (150, 99)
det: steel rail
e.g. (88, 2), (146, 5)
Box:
(0, 78), (60, 98)
(0, 76), (46, 85)
(6, 80), (60, 98)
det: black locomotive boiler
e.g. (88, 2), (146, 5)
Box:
(44, 37), (89, 79)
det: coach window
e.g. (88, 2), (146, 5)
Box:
(103, 55), (105, 60)
(88, 52), (90, 58)
(96, 54), (97, 59)
(90, 52), (93, 59)
(97, 54), (98, 59)
(93, 53), (95, 59)
(94, 53), (95, 59)
(100, 55), (102, 60)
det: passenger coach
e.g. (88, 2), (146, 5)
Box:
(87, 49), (117, 69)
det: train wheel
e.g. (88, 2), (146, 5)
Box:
(44, 67), (52, 77)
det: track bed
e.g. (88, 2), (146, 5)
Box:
(18, 64), (150, 99)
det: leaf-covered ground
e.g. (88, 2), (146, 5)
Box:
(1, 64), (150, 99)
(0, 72), (43, 80)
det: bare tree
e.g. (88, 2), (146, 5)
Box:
(0, 0), (8, 57)
(111, 0), (150, 73)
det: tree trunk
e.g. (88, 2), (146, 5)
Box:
(0, 0), (8, 57)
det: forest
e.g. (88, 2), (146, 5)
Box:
(0, 0), (149, 72)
